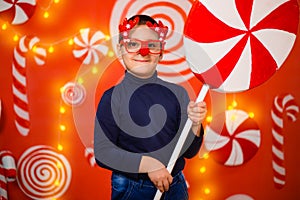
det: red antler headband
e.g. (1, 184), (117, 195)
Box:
(119, 16), (169, 42)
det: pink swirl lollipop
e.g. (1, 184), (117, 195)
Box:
(61, 82), (86, 106)
(204, 109), (261, 166)
(0, 0), (36, 25)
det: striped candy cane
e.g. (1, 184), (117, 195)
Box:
(12, 36), (46, 136)
(271, 93), (299, 189)
(0, 151), (17, 200)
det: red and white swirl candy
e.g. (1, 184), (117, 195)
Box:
(184, 0), (299, 92)
(73, 28), (109, 65)
(61, 82), (86, 106)
(110, 0), (195, 83)
(12, 35), (46, 136)
(0, 150), (17, 200)
(17, 145), (71, 199)
(0, 0), (36, 25)
(204, 109), (261, 166)
(271, 93), (299, 189)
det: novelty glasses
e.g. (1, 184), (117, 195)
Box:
(121, 38), (163, 54)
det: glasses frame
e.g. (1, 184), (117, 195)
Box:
(120, 38), (164, 55)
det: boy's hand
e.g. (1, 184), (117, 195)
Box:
(187, 101), (207, 136)
(148, 167), (173, 193)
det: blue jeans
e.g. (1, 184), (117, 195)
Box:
(111, 171), (189, 200)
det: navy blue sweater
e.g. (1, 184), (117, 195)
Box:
(94, 71), (203, 180)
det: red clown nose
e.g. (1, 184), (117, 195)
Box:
(139, 47), (150, 56)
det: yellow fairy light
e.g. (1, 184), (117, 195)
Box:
(248, 112), (255, 118)
(54, 0), (60, 3)
(105, 35), (111, 41)
(59, 106), (66, 114)
(203, 153), (209, 159)
(92, 66), (98, 74)
(54, 180), (60, 186)
(1, 23), (7, 30)
(59, 124), (66, 131)
(31, 45), (37, 53)
(199, 166), (206, 174)
(48, 46), (54, 53)
(60, 86), (65, 93)
(204, 187), (211, 195)
(230, 114), (237, 121)
(13, 34), (19, 42)
(206, 116), (212, 123)
(68, 38), (74, 45)
(79, 28), (86, 34)
(57, 144), (63, 151)
(77, 77), (84, 84)
(43, 11), (50, 19)
(232, 100), (238, 108)
(108, 50), (115, 57)
(228, 105), (233, 110)
(56, 162), (62, 169)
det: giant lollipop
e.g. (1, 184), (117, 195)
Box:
(154, 0), (299, 199)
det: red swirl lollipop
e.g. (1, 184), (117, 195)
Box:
(183, 0), (299, 92)
(0, 0), (36, 25)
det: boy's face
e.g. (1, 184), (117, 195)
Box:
(119, 25), (163, 79)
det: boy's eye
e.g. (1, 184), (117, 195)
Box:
(128, 41), (139, 47)
(148, 42), (161, 49)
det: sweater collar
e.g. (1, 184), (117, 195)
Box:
(124, 70), (158, 85)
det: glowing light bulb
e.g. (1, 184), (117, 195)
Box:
(31, 45), (37, 53)
(108, 51), (114, 57)
(105, 35), (111, 41)
(48, 46), (54, 53)
(57, 144), (63, 151)
(228, 105), (233, 110)
(59, 124), (66, 131)
(59, 106), (66, 114)
(206, 116), (212, 123)
(203, 153), (209, 159)
(1, 23), (7, 30)
(230, 114), (237, 121)
(54, 180), (60, 186)
(57, 162), (62, 169)
(92, 66), (98, 74)
(68, 38), (74, 45)
(232, 100), (238, 108)
(77, 77), (84, 84)
(54, 0), (60, 3)
(249, 112), (255, 118)
(13, 34), (19, 42)
(43, 11), (49, 19)
(199, 166), (206, 174)
(204, 187), (211, 195)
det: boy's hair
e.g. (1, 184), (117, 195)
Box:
(118, 14), (159, 43)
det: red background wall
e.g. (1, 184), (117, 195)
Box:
(0, 0), (299, 199)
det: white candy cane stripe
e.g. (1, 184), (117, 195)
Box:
(271, 94), (299, 189)
(85, 147), (96, 167)
(0, 151), (17, 182)
(12, 35), (46, 136)
(0, 165), (8, 200)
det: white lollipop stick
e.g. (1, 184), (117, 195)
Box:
(154, 84), (209, 200)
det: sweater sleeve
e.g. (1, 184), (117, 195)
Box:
(94, 90), (142, 174)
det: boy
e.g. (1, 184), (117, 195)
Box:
(94, 14), (207, 200)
